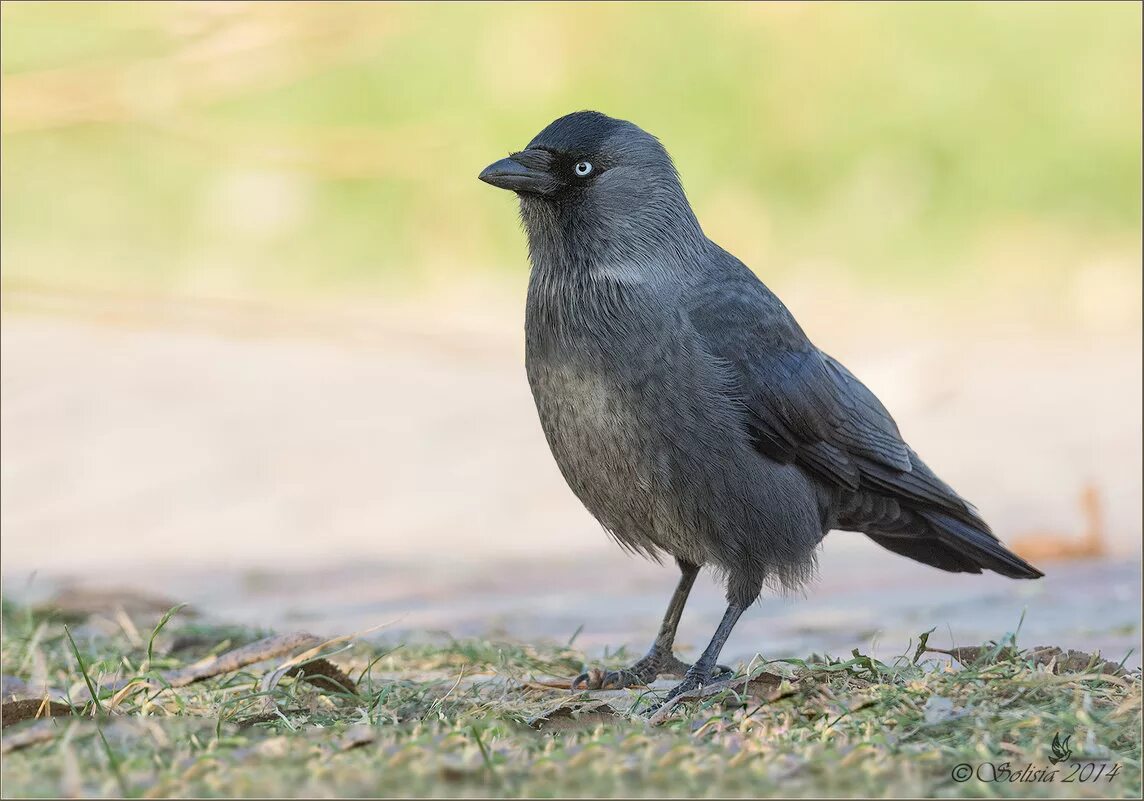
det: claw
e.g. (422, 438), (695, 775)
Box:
(570, 668), (604, 691)
(571, 668), (647, 691)
(600, 669), (645, 689)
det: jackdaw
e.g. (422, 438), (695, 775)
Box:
(479, 111), (1042, 711)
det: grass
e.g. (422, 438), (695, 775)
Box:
(1, 600), (1140, 797)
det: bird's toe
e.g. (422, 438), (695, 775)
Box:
(599, 669), (645, 689)
(570, 669), (605, 691)
(711, 663), (734, 680)
(571, 668), (648, 691)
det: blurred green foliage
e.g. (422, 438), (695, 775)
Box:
(1, 2), (1140, 300)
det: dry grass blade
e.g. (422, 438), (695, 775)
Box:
(174, 632), (324, 688)
(522, 678), (576, 690)
(68, 631), (322, 705)
(2, 699), (75, 729)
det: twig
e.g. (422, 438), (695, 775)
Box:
(646, 677), (739, 726)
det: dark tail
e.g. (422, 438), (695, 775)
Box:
(865, 510), (1043, 579)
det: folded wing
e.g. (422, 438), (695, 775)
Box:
(687, 274), (1041, 579)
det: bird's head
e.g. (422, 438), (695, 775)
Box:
(479, 111), (704, 267)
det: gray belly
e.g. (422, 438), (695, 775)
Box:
(527, 361), (707, 564)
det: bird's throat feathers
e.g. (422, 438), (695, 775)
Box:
(517, 191), (706, 292)
(520, 196), (701, 346)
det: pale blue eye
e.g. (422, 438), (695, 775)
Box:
(574, 161), (593, 177)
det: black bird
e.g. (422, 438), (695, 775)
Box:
(479, 111), (1043, 711)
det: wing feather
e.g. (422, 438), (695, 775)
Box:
(687, 277), (974, 522)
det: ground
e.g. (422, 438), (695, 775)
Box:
(1, 302), (1140, 798)
(1, 599), (1140, 798)
(2, 308), (1140, 667)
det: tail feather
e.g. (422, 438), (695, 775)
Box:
(864, 531), (985, 574)
(866, 509), (1043, 579)
(921, 510), (1043, 579)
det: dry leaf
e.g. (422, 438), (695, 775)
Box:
(737, 671), (788, 698)
(338, 725), (377, 751)
(529, 702), (624, 731)
(1, 699), (75, 729)
(1026, 646), (1125, 675)
(925, 643), (1125, 675)
(281, 659), (357, 695)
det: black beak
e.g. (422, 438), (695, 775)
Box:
(478, 151), (555, 195)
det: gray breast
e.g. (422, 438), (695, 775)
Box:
(526, 354), (712, 565)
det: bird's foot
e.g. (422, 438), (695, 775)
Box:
(571, 649), (731, 691)
(644, 661), (733, 716)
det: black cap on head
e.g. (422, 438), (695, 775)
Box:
(525, 110), (636, 155)
(478, 110), (674, 198)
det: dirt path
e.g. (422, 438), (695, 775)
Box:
(2, 303), (1140, 664)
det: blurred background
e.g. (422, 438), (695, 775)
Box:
(2, 2), (1141, 666)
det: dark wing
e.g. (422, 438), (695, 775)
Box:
(687, 265), (1042, 579)
(686, 274), (978, 524)
(741, 347), (913, 490)
(686, 265), (1047, 579)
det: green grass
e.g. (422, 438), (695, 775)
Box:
(1, 2), (1140, 303)
(2, 600), (1140, 797)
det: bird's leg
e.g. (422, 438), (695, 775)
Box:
(572, 561), (732, 690)
(621, 559), (700, 681)
(646, 601), (745, 714)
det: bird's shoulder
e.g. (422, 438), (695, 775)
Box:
(684, 246), (815, 356)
